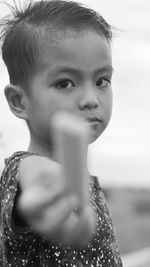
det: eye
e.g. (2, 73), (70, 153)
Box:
(54, 79), (75, 90)
(96, 77), (111, 89)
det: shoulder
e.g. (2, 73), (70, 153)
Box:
(3, 151), (33, 172)
(89, 175), (101, 189)
(0, 152), (33, 230)
(0, 151), (37, 205)
(89, 175), (112, 217)
(1, 151), (31, 185)
(0, 151), (35, 206)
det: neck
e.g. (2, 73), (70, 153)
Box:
(28, 132), (89, 167)
(27, 136), (55, 160)
(27, 134), (90, 179)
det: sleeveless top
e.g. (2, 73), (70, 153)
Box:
(0, 151), (123, 267)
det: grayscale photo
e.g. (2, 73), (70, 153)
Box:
(0, 1), (150, 266)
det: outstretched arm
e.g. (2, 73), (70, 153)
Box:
(17, 112), (96, 247)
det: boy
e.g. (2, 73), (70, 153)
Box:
(0, 0), (123, 266)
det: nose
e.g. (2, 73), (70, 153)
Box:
(78, 87), (99, 110)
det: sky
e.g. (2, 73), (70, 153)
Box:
(0, 0), (150, 188)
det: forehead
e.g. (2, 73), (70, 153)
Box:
(39, 30), (112, 74)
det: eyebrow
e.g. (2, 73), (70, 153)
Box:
(49, 65), (114, 77)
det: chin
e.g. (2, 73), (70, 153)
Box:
(88, 128), (105, 144)
(88, 132), (100, 144)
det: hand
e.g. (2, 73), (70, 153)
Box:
(18, 156), (79, 239)
(61, 204), (96, 248)
(18, 112), (96, 247)
(18, 157), (96, 247)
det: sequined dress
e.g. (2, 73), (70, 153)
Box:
(0, 151), (123, 267)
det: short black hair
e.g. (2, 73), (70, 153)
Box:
(0, 0), (113, 88)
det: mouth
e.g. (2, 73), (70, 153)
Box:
(85, 117), (102, 123)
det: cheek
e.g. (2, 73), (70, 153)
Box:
(104, 90), (113, 121)
(37, 94), (64, 117)
(47, 93), (77, 116)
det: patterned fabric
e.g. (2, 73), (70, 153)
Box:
(0, 151), (123, 267)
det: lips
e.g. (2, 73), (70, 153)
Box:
(85, 117), (102, 123)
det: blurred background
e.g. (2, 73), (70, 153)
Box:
(0, 0), (150, 261)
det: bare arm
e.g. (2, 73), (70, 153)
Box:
(17, 113), (96, 247)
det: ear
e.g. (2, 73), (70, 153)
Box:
(4, 84), (28, 120)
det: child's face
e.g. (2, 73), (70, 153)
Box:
(24, 30), (113, 148)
